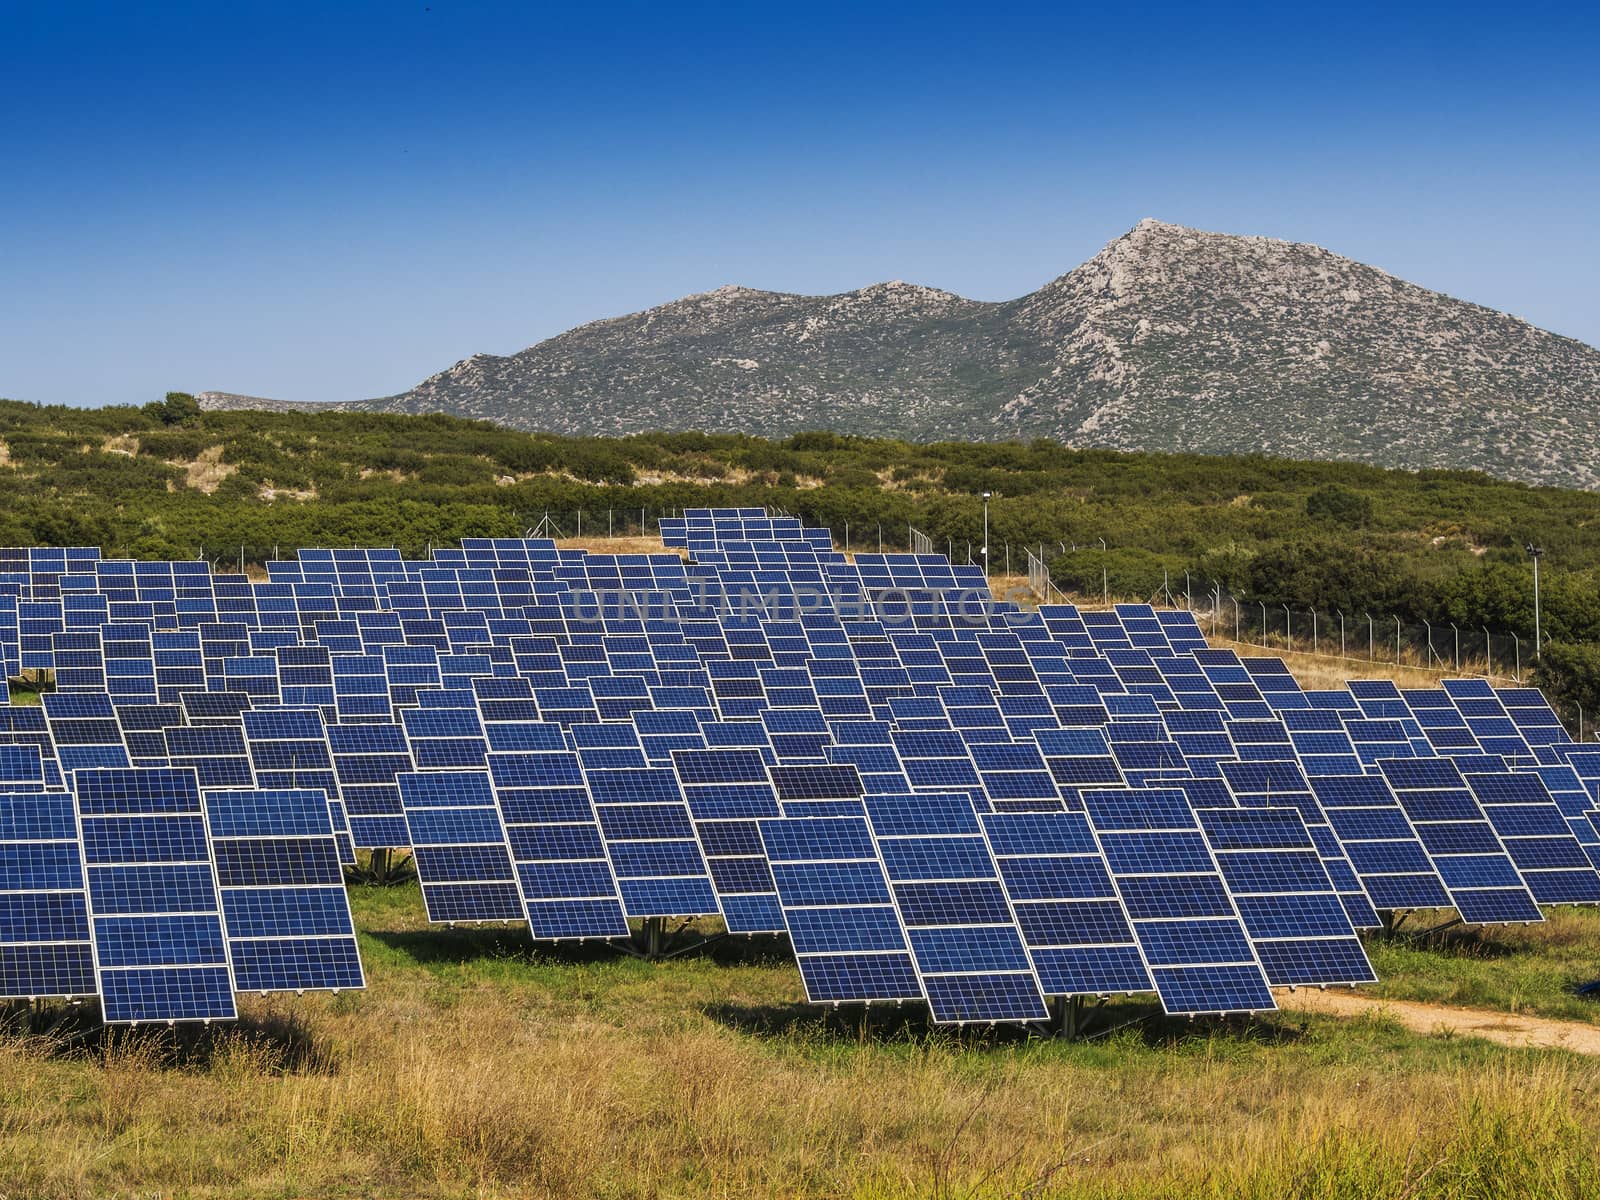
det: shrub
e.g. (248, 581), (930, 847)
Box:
(1531, 642), (1600, 732)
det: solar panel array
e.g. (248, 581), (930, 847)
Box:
(1, 513), (1596, 1025)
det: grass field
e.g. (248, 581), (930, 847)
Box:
(5, 880), (1600, 1199)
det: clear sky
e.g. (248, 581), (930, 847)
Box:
(4, 0), (1597, 408)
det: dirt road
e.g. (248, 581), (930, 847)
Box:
(1275, 987), (1600, 1055)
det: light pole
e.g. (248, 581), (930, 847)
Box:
(981, 492), (991, 577)
(1525, 543), (1544, 657)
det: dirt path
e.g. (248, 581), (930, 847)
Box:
(1275, 988), (1600, 1055)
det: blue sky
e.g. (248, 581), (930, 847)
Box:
(3, 0), (1597, 407)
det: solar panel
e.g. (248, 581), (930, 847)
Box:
(1460, 770), (1600, 905)
(486, 746), (630, 940)
(978, 810), (1152, 997)
(1195, 807), (1376, 987)
(1376, 759), (1543, 924)
(671, 749), (785, 934)
(0, 790), (98, 998)
(758, 814), (923, 1006)
(204, 788), (365, 993)
(584, 768), (719, 918)
(398, 771), (525, 923)
(1081, 787), (1275, 1015)
(73, 767), (237, 1023)
(1308, 775), (1452, 911)
(861, 792), (1048, 1024)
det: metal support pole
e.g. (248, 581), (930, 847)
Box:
(1395, 616), (1402, 665)
(1260, 601), (1268, 648)
(1527, 544), (1544, 658)
(1424, 620), (1433, 668)
(1513, 633), (1522, 682)
(1338, 611), (1346, 658)
(1310, 607), (1318, 654)
(1452, 624), (1460, 672)
(981, 492), (990, 577)
(1366, 612), (1374, 661)
(1283, 604), (1292, 652)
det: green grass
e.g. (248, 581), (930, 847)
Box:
(6, 880), (1600, 1198)
(1363, 908), (1600, 1022)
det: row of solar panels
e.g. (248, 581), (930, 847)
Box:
(2, 513), (1596, 1026)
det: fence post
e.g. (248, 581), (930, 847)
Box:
(1283, 604), (1292, 652)
(1452, 624), (1460, 673)
(1424, 620), (1433, 668)
(1310, 607), (1318, 655)
(1338, 610), (1346, 658)
(879, 524), (884, 553)
(1513, 633), (1521, 682)
(1005, 543), (1010, 575)
(576, 509), (582, 538)
(1581, 706), (1586, 743)
(1394, 616), (1401, 665)
(1185, 572), (1192, 611)
(1484, 627), (1492, 676)
(1365, 612), (1374, 661)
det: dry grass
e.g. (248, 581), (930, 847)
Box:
(554, 536), (686, 557)
(178, 446), (237, 495)
(4, 885), (1600, 1198)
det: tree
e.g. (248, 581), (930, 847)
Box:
(145, 391), (201, 426)
(1530, 642), (1600, 735)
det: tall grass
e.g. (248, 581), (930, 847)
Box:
(4, 912), (1600, 1199)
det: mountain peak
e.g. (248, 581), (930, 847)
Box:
(197, 221), (1600, 488)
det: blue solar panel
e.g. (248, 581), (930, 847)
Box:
(486, 747), (630, 940)
(758, 813), (922, 1005)
(1195, 807), (1375, 987)
(1081, 787), (1274, 1015)
(0, 790), (97, 998)
(1376, 759), (1543, 924)
(398, 771), (525, 923)
(671, 749), (785, 934)
(979, 810), (1152, 997)
(861, 792), (1047, 1024)
(73, 767), (236, 1023)
(585, 768), (719, 918)
(204, 789), (365, 993)
(1308, 775), (1451, 911)
(1461, 770), (1600, 906)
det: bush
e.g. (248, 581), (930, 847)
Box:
(1305, 483), (1373, 526)
(144, 391), (202, 426)
(1530, 642), (1600, 732)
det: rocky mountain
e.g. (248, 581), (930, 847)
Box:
(198, 219), (1600, 488)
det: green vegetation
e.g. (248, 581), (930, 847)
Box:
(4, 879), (1600, 1198)
(0, 396), (1593, 643)
(1366, 907), (1600, 1023)
(1532, 643), (1600, 732)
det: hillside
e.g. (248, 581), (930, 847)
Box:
(198, 219), (1600, 488)
(8, 400), (1600, 651)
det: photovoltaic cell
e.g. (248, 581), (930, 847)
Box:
(862, 792), (1048, 1024)
(73, 767), (236, 1023)
(1081, 787), (1274, 1015)
(0, 790), (97, 998)
(398, 771), (525, 923)
(204, 788), (365, 992)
